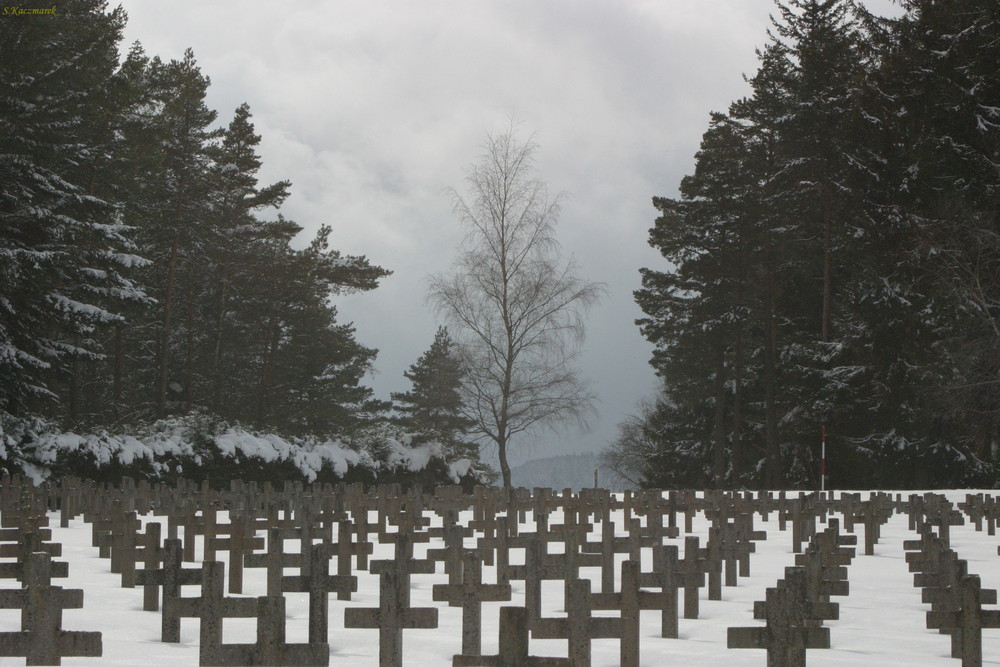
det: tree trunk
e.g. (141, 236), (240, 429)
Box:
(819, 186), (833, 490)
(731, 327), (744, 488)
(183, 298), (195, 411)
(712, 345), (727, 489)
(256, 316), (281, 427)
(210, 276), (228, 411)
(821, 186), (833, 341)
(155, 230), (180, 418)
(497, 436), (512, 491)
(68, 334), (81, 422)
(764, 257), (781, 489)
(763, 138), (781, 489)
(112, 323), (123, 409)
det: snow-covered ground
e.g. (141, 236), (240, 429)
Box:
(2, 490), (999, 665)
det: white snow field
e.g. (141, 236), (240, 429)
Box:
(2, 489), (999, 666)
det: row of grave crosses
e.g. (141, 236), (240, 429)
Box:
(2, 475), (1000, 665)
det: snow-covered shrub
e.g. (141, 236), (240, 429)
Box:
(5, 414), (491, 490)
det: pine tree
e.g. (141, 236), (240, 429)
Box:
(243, 222), (391, 435)
(0, 0), (147, 424)
(870, 0), (1000, 476)
(135, 49), (222, 418)
(636, 112), (766, 488)
(629, 0), (999, 489)
(202, 103), (290, 412)
(760, 0), (878, 484)
(392, 327), (476, 460)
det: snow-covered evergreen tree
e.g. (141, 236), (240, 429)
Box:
(392, 327), (476, 460)
(242, 222), (390, 436)
(201, 103), (291, 412)
(636, 112), (766, 488)
(140, 49), (222, 418)
(870, 0), (1000, 475)
(0, 1), (147, 426)
(632, 0), (999, 488)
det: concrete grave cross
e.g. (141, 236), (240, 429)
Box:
(0, 552), (102, 666)
(331, 519), (373, 600)
(0, 529), (69, 583)
(200, 595), (330, 666)
(427, 521), (475, 599)
(344, 569), (439, 667)
(729, 568), (831, 667)
(135, 538), (206, 641)
(244, 526), (305, 597)
(638, 543), (692, 639)
(165, 560), (257, 649)
(927, 574), (1000, 667)
(281, 542), (357, 644)
(678, 535), (719, 619)
(532, 578), (627, 666)
(203, 510), (265, 594)
(591, 559), (673, 667)
(370, 531), (437, 607)
(451, 606), (573, 667)
(432, 549), (512, 656)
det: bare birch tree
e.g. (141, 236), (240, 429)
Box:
(429, 125), (604, 490)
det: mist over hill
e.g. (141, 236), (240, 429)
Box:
(509, 452), (633, 491)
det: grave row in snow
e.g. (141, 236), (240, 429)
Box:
(1, 475), (999, 665)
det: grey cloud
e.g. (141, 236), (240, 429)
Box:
(118, 0), (900, 466)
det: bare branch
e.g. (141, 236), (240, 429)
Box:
(428, 124), (606, 489)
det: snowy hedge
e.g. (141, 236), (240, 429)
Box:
(0, 414), (490, 490)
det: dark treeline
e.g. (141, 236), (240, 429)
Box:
(623, 0), (1000, 489)
(0, 1), (395, 442)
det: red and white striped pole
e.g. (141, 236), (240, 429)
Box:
(820, 424), (827, 493)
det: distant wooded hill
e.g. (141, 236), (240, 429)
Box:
(509, 453), (632, 491)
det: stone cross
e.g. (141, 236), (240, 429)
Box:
(734, 512), (768, 577)
(281, 542), (357, 643)
(370, 531), (437, 606)
(503, 536), (578, 623)
(108, 510), (142, 579)
(0, 529), (69, 583)
(427, 521), (475, 601)
(134, 522), (164, 609)
(582, 518), (655, 594)
(851, 498), (894, 555)
(452, 606), (572, 667)
(638, 543), (692, 639)
(927, 574), (1000, 667)
(119, 518), (163, 589)
(344, 569), (439, 667)
(480, 514), (532, 587)
(532, 578), (626, 666)
(432, 550), (511, 656)
(165, 500), (202, 562)
(729, 567), (833, 666)
(244, 526), (304, 596)
(0, 552), (102, 665)
(135, 538), (206, 641)
(348, 507), (375, 570)
(0, 527), (62, 562)
(0, 556), (69, 584)
(794, 542), (850, 603)
(678, 535), (718, 619)
(330, 519), (372, 600)
(200, 595), (330, 666)
(204, 511), (265, 594)
(166, 560), (257, 648)
(55, 476), (83, 528)
(591, 559), (672, 667)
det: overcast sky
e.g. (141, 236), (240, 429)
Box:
(117, 0), (902, 467)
